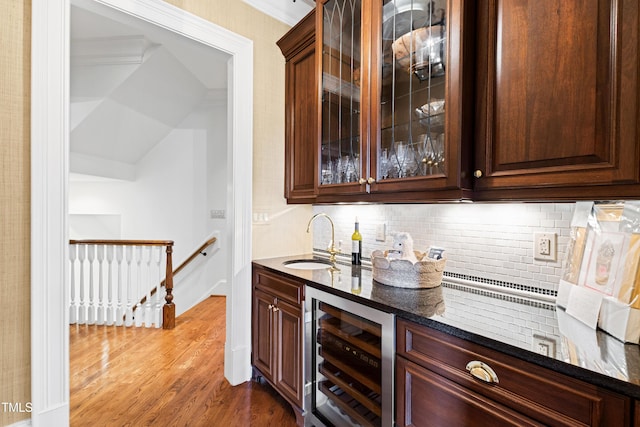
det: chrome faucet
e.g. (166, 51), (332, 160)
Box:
(306, 213), (340, 265)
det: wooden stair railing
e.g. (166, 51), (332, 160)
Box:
(70, 240), (176, 329)
(133, 236), (218, 321)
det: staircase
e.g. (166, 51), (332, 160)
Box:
(69, 237), (217, 329)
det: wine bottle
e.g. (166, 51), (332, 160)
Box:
(351, 217), (362, 265)
(351, 265), (362, 295)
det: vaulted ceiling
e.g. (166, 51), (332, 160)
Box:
(70, 1), (312, 179)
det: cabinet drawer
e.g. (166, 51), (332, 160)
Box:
(397, 356), (544, 427)
(253, 267), (304, 306)
(397, 318), (630, 426)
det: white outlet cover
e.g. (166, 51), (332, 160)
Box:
(532, 334), (556, 357)
(534, 232), (557, 261)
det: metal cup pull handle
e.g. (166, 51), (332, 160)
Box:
(466, 361), (499, 384)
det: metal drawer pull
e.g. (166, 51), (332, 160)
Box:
(466, 361), (499, 384)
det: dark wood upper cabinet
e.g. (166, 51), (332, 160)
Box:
(474, 0), (640, 200)
(280, 0), (640, 203)
(313, 0), (475, 203)
(278, 10), (317, 204)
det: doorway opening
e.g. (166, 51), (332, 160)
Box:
(31, 1), (253, 424)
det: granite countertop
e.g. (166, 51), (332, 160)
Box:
(253, 254), (640, 400)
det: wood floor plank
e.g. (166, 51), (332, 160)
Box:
(70, 296), (298, 426)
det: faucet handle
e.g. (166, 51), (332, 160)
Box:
(327, 245), (340, 264)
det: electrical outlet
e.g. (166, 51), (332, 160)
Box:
(534, 232), (557, 261)
(376, 223), (386, 242)
(533, 335), (556, 357)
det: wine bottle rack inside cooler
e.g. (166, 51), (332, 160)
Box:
(305, 287), (394, 427)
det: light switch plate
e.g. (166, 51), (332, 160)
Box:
(210, 209), (226, 219)
(376, 223), (386, 242)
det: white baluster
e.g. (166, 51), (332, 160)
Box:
(125, 245), (134, 327)
(106, 245), (115, 326)
(78, 244), (87, 324)
(115, 246), (124, 326)
(155, 246), (163, 328)
(144, 246), (153, 328)
(69, 244), (78, 324)
(134, 246), (143, 327)
(96, 245), (105, 325)
(87, 245), (96, 325)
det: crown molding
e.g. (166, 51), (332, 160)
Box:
(243, 0), (313, 26)
(71, 35), (154, 66)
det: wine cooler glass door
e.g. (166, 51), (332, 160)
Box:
(306, 287), (394, 427)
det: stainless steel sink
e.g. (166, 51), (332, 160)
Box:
(282, 259), (334, 270)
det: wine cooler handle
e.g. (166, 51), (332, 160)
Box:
(465, 361), (499, 384)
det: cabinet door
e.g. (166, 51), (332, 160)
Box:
(274, 298), (304, 408)
(278, 11), (317, 204)
(252, 288), (275, 381)
(474, 0), (640, 199)
(316, 0), (368, 196)
(369, 0), (474, 198)
(397, 318), (632, 426)
(396, 356), (544, 427)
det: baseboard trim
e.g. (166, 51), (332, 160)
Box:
(224, 342), (252, 386)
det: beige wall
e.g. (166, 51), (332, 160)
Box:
(165, 0), (313, 259)
(1, 1), (31, 425)
(1, 2), (311, 424)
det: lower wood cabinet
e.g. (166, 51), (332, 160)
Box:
(252, 265), (305, 425)
(396, 318), (632, 427)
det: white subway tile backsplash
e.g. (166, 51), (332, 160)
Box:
(311, 202), (577, 293)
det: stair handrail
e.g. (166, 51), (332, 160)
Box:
(69, 239), (176, 329)
(163, 236), (218, 285)
(133, 236), (218, 316)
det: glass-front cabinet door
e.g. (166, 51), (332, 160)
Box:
(317, 0), (367, 195)
(370, 0), (470, 195)
(317, 0), (472, 199)
(376, 0), (446, 179)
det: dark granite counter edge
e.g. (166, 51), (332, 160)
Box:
(252, 256), (640, 401)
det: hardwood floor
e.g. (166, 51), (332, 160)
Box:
(70, 296), (298, 426)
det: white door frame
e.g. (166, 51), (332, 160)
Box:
(31, 1), (253, 425)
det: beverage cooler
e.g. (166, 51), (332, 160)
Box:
(305, 287), (395, 427)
